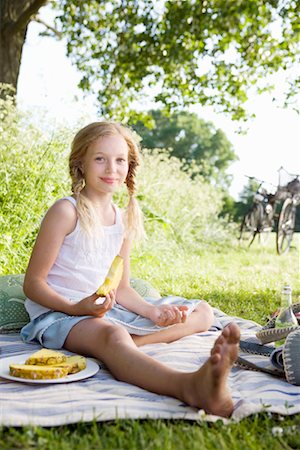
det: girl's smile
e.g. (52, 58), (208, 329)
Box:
(101, 177), (118, 185)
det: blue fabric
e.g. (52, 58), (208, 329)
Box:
(20, 312), (90, 349)
(20, 296), (221, 349)
(270, 347), (284, 372)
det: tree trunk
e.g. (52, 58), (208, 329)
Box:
(0, 0), (48, 98)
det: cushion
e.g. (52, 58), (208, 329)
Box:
(0, 275), (161, 334)
(0, 274), (29, 333)
(129, 278), (161, 300)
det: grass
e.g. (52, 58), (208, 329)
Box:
(1, 234), (300, 450)
(132, 233), (300, 325)
(1, 414), (300, 450)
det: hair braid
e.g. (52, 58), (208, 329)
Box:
(123, 159), (145, 241)
(125, 160), (138, 196)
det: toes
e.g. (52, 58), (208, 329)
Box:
(223, 323), (240, 343)
(210, 352), (221, 364)
(211, 343), (222, 359)
(232, 323), (241, 340)
(214, 333), (225, 349)
(210, 324), (240, 364)
(222, 325), (231, 337)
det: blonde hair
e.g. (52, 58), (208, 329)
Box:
(69, 121), (145, 241)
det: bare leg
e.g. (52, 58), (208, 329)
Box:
(132, 301), (214, 346)
(64, 318), (240, 418)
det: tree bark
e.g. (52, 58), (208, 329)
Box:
(0, 0), (48, 97)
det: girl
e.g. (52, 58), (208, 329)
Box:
(21, 122), (240, 418)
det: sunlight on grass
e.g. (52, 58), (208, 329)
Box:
(131, 233), (299, 324)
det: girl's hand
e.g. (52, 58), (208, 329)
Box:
(150, 304), (188, 327)
(71, 289), (116, 317)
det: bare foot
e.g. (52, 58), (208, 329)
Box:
(183, 322), (240, 417)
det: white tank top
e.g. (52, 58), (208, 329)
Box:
(25, 196), (124, 320)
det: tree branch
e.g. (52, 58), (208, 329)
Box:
(12, 0), (49, 32)
(33, 16), (62, 38)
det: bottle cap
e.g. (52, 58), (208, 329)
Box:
(282, 285), (292, 293)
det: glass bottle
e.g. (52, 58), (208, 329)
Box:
(275, 285), (298, 347)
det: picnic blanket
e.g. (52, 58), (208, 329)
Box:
(1, 307), (300, 427)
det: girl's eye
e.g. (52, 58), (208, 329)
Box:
(96, 157), (104, 162)
(117, 158), (126, 163)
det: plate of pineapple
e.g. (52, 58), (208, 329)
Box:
(0, 349), (99, 383)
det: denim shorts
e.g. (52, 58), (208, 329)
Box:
(20, 311), (91, 349)
(20, 296), (210, 350)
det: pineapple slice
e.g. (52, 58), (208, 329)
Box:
(25, 349), (67, 366)
(96, 255), (124, 296)
(10, 364), (69, 380)
(10, 350), (86, 380)
(53, 355), (87, 374)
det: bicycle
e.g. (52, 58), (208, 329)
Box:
(239, 176), (276, 247)
(276, 167), (300, 255)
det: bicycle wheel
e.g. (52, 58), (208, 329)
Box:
(276, 198), (296, 255)
(239, 207), (259, 247)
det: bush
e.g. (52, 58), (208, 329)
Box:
(0, 96), (71, 273)
(136, 149), (231, 244)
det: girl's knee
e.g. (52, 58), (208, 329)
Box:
(102, 322), (132, 346)
(196, 301), (214, 329)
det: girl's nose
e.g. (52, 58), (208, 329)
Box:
(105, 160), (116, 173)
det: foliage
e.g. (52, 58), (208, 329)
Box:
(132, 109), (237, 188)
(2, 1), (299, 121)
(218, 193), (241, 221)
(0, 97), (230, 275)
(238, 177), (262, 205)
(220, 177), (268, 223)
(136, 148), (233, 254)
(0, 95), (72, 274)
(51, 0), (300, 121)
(225, 177), (263, 222)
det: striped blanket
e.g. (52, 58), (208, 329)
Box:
(0, 308), (299, 426)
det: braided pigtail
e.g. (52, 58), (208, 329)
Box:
(124, 159), (146, 241)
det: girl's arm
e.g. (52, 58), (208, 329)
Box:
(24, 200), (79, 314)
(24, 200), (112, 317)
(116, 239), (187, 326)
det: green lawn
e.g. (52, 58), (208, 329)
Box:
(133, 232), (300, 324)
(1, 233), (299, 449)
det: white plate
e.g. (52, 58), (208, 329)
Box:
(0, 352), (99, 384)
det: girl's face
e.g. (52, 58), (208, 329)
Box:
(82, 134), (129, 196)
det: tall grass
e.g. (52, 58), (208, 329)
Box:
(0, 97), (72, 273)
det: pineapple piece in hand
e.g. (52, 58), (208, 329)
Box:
(96, 255), (124, 297)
